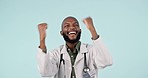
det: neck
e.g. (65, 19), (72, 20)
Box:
(66, 41), (79, 51)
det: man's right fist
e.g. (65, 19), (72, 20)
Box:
(38, 23), (48, 41)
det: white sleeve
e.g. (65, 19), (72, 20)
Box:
(36, 48), (58, 77)
(91, 37), (113, 69)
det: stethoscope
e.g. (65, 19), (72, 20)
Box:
(59, 54), (66, 78)
(83, 53), (90, 73)
(59, 53), (90, 78)
(83, 67), (90, 73)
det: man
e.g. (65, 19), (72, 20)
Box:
(37, 16), (113, 78)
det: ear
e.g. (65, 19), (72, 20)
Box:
(60, 31), (63, 36)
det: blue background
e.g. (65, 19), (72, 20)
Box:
(0, 0), (148, 78)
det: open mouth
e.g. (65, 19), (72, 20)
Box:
(67, 31), (77, 35)
(68, 31), (77, 35)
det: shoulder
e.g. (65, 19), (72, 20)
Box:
(48, 45), (64, 56)
(51, 45), (64, 52)
(81, 43), (93, 48)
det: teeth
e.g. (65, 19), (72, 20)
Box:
(69, 32), (76, 34)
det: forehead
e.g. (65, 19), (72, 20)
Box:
(62, 17), (78, 24)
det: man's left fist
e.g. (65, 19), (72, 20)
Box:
(83, 17), (95, 31)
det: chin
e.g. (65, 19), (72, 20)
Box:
(69, 37), (77, 40)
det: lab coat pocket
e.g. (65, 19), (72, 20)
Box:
(83, 72), (91, 78)
(88, 70), (96, 78)
(83, 70), (96, 78)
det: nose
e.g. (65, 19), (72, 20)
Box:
(68, 25), (76, 30)
(69, 26), (75, 29)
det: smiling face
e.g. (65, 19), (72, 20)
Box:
(61, 16), (81, 43)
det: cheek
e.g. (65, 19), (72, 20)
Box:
(62, 29), (68, 33)
(62, 28), (68, 32)
(77, 28), (81, 33)
(76, 27), (80, 30)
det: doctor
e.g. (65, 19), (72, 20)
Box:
(37, 16), (113, 78)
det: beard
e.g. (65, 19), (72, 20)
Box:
(62, 31), (81, 43)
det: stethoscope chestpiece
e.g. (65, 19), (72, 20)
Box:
(83, 67), (90, 73)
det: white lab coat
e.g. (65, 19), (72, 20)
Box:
(37, 38), (113, 78)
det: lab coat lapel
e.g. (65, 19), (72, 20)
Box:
(74, 44), (88, 65)
(61, 45), (71, 62)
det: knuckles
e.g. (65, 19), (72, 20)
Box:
(38, 23), (48, 29)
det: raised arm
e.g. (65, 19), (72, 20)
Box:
(38, 23), (47, 53)
(83, 17), (113, 68)
(83, 17), (99, 40)
(37, 23), (59, 77)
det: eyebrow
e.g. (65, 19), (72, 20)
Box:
(64, 21), (78, 24)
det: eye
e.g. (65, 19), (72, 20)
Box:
(74, 23), (79, 26)
(64, 24), (69, 28)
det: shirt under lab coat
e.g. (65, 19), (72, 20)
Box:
(37, 38), (113, 78)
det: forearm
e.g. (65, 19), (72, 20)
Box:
(83, 17), (99, 40)
(39, 39), (47, 53)
(40, 39), (46, 48)
(38, 23), (47, 51)
(89, 26), (99, 40)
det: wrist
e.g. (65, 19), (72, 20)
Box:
(90, 29), (99, 40)
(39, 46), (47, 53)
(39, 40), (46, 49)
(91, 35), (100, 40)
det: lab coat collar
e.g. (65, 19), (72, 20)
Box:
(61, 43), (88, 54)
(60, 43), (88, 63)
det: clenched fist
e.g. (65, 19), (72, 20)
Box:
(83, 17), (99, 40)
(38, 23), (48, 41)
(83, 17), (95, 31)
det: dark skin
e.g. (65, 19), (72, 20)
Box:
(60, 17), (81, 51)
(38, 17), (99, 53)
